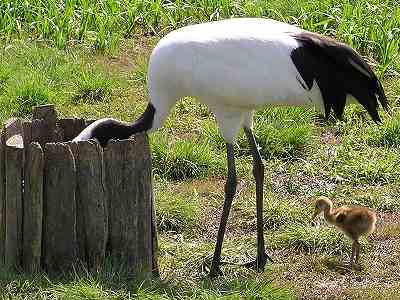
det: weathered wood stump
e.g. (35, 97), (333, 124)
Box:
(23, 142), (43, 272)
(0, 105), (158, 276)
(4, 119), (23, 268)
(43, 143), (78, 272)
(71, 140), (108, 269)
(105, 137), (153, 273)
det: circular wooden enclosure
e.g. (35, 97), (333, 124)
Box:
(0, 105), (158, 276)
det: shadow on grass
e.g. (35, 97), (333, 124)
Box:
(0, 259), (294, 300)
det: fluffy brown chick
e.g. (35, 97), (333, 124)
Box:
(312, 196), (377, 267)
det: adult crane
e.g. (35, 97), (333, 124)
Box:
(73, 18), (388, 277)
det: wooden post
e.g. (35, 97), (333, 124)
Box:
(59, 119), (76, 142)
(23, 143), (44, 272)
(32, 104), (58, 126)
(22, 121), (32, 149)
(32, 105), (62, 144)
(43, 143), (77, 272)
(150, 191), (159, 276)
(30, 119), (46, 147)
(104, 134), (154, 275)
(3, 118), (22, 141)
(0, 112), (158, 275)
(74, 118), (86, 138)
(4, 121), (24, 268)
(68, 142), (85, 263)
(59, 118), (87, 142)
(73, 141), (108, 269)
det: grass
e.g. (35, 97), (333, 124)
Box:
(328, 145), (400, 184)
(235, 191), (311, 231)
(0, 66), (9, 94)
(200, 107), (314, 159)
(367, 112), (400, 146)
(72, 70), (114, 104)
(0, 268), (295, 299)
(156, 186), (201, 233)
(342, 285), (400, 300)
(270, 225), (351, 254)
(151, 132), (224, 180)
(6, 78), (52, 116)
(1, 0), (400, 299)
(0, 0), (399, 75)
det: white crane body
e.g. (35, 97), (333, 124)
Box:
(147, 18), (325, 141)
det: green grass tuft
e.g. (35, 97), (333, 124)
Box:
(327, 143), (400, 184)
(263, 200), (310, 231)
(237, 194), (311, 231)
(367, 113), (400, 147)
(6, 79), (51, 117)
(256, 123), (312, 159)
(254, 107), (314, 159)
(270, 224), (360, 254)
(191, 280), (295, 300)
(349, 195), (400, 213)
(130, 56), (148, 86)
(151, 133), (223, 180)
(156, 189), (200, 233)
(201, 107), (314, 159)
(72, 70), (114, 104)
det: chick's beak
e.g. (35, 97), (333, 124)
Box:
(311, 209), (320, 226)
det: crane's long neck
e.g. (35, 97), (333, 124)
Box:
(128, 103), (156, 134)
(73, 102), (158, 147)
(323, 205), (335, 224)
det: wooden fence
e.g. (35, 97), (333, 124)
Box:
(0, 105), (158, 276)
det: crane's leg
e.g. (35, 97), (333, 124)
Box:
(209, 143), (237, 277)
(350, 240), (356, 265)
(242, 127), (273, 271)
(354, 240), (360, 265)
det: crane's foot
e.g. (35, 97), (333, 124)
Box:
(201, 258), (224, 278)
(242, 251), (273, 272)
(350, 262), (362, 271)
(209, 265), (224, 278)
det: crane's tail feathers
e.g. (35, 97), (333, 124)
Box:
(291, 32), (389, 123)
(376, 79), (390, 112)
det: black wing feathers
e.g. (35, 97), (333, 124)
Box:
(290, 32), (388, 122)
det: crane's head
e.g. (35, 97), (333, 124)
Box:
(312, 196), (333, 221)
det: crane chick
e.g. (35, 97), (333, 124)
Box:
(312, 196), (377, 268)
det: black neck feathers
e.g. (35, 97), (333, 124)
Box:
(84, 103), (155, 147)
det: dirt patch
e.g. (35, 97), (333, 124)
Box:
(94, 35), (157, 74)
(320, 130), (342, 145)
(274, 221), (400, 299)
(373, 213), (400, 241)
(377, 211), (400, 224)
(272, 171), (337, 200)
